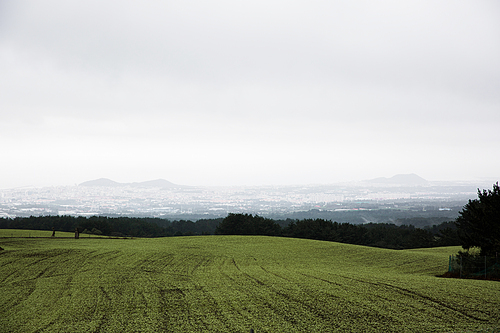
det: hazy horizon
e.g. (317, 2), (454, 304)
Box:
(1, 1), (499, 189)
(2, 173), (498, 190)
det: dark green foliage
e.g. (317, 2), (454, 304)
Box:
(0, 213), (460, 250)
(90, 228), (103, 235)
(151, 218), (222, 236)
(283, 219), (333, 241)
(455, 182), (500, 256)
(0, 215), (223, 238)
(449, 251), (500, 279)
(0, 215), (86, 233)
(375, 224), (433, 249)
(395, 217), (454, 229)
(215, 213), (281, 236)
(283, 219), (365, 244)
(282, 220), (442, 249)
(0, 216), (221, 238)
(427, 221), (461, 247)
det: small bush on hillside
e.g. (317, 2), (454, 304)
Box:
(90, 228), (103, 235)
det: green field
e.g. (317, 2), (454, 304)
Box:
(0, 229), (75, 238)
(1, 232), (499, 332)
(0, 229), (107, 238)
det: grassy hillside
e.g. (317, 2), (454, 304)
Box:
(0, 235), (498, 332)
(0, 229), (107, 238)
(0, 229), (76, 238)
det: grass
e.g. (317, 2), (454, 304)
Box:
(0, 234), (499, 332)
(0, 229), (109, 239)
(0, 229), (76, 238)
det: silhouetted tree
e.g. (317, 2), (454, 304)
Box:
(455, 182), (500, 256)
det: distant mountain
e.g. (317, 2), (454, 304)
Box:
(366, 174), (428, 185)
(79, 178), (182, 188)
(79, 178), (122, 187)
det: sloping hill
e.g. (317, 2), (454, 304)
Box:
(0, 236), (498, 332)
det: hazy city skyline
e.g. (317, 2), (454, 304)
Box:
(1, 175), (484, 220)
(1, 1), (499, 189)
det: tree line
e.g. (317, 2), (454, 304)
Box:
(214, 213), (460, 249)
(0, 214), (459, 249)
(1, 182), (497, 261)
(0, 216), (221, 238)
(216, 182), (500, 255)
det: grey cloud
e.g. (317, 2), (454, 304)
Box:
(4, 1), (499, 85)
(1, 0), (499, 187)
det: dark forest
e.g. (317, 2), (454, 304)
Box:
(0, 214), (460, 250)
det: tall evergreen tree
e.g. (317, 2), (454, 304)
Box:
(455, 182), (500, 256)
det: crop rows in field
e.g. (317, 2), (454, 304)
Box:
(0, 236), (499, 332)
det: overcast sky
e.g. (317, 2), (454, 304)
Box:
(1, 0), (499, 188)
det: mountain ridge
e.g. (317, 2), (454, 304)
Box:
(365, 173), (428, 185)
(80, 174), (430, 188)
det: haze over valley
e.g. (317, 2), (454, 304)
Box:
(1, 174), (493, 226)
(1, 1), (498, 230)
